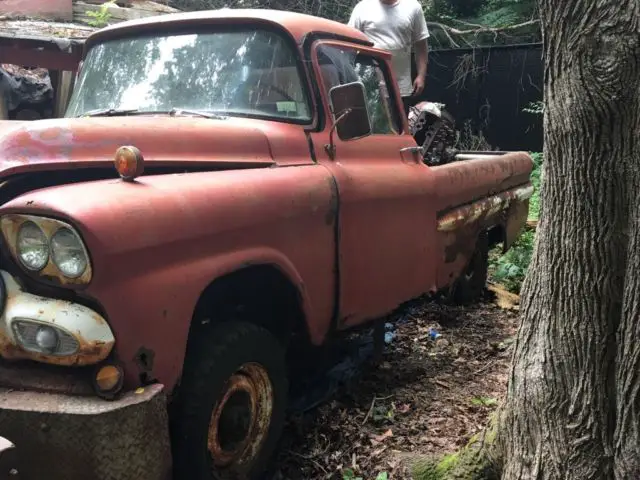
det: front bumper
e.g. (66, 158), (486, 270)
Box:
(0, 384), (171, 480)
(0, 270), (115, 366)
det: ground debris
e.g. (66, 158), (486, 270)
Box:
(275, 299), (517, 479)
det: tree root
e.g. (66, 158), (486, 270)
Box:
(411, 413), (501, 480)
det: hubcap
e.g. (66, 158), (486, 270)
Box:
(208, 363), (274, 471)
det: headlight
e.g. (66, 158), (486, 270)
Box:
(12, 319), (79, 356)
(1, 214), (92, 285)
(51, 228), (88, 278)
(17, 221), (49, 271)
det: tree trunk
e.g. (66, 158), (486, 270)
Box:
(497, 1), (640, 479)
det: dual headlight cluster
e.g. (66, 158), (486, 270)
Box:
(1, 215), (92, 284)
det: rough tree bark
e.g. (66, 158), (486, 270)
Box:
(496, 0), (640, 479)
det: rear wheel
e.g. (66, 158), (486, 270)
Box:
(171, 321), (287, 480)
(449, 231), (489, 305)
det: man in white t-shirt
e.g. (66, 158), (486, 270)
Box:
(348, 0), (429, 116)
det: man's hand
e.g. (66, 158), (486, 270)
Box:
(412, 76), (425, 96)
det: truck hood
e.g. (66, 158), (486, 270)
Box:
(0, 116), (275, 178)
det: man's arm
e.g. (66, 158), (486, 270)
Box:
(411, 4), (430, 95)
(414, 38), (428, 87)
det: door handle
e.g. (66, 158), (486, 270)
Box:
(399, 146), (424, 155)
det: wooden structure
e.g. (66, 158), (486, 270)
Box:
(0, 1), (179, 120)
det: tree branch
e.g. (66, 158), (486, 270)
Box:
(427, 19), (540, 37)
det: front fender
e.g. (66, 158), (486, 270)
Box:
(90, 247), (316, 391)
(0, 165), (337, 391)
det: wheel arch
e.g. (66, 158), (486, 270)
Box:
(181, 263), (310, 374)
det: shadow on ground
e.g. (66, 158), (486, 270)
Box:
(273, 291), (519, 479)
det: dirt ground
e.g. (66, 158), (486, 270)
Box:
(273, 288), (519, 480)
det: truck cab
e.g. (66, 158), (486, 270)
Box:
(0, 9), (533, 480)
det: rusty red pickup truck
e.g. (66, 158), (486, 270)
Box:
(0, 8), (533, 480)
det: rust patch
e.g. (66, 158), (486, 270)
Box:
(0, 335), (113, 367)
(437, 184), (533, 234)
(133, 347), (155, 374)
(0, 214), (93, 286)
(207, 362), (273, 472)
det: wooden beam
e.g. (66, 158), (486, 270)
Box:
(0, 46), (81, 71)
(73, 1), (180, 25)
(53, 70), (76, 117)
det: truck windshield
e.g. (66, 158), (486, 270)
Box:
(65, 29), (311, 122)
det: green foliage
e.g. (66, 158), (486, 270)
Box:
(411, 413), (500, 480)
(86, 0), (115, 27)
(489, 228), (534, 294)
(528, 152), (543, 220)
(342, 468), (363, 480)
(488, 152), (542, 293)
(471, 396), (498, 407)
(412, 453), (460, 480)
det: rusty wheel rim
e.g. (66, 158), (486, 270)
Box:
(208, 362), (273, 471)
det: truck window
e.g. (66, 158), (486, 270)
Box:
(316, 44), (401, 134)
(66, 29), (311, 122)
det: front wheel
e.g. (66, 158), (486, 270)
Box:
(171, 321), (288, 480)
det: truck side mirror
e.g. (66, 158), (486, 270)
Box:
(328, 81), (372, 141)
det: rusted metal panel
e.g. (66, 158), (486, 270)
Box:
(436, 184), (533, 233)
(0, 0), (73, 22)
(0, 384), (171, 480)
(0, 159), (337, 391)
(0, 19), (91, 72)
(0, 271), (115, 366)
(207, 362), (273, 468)
(430, 151), (533, 212)
(0, 117), (278, 178)
(0, 45), (82, 72)
(0, 358), (94, 396)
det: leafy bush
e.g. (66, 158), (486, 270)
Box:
(86, 0), (115, 27)
(488, 151), (542, 293)
(489, 229), (535, 293)
(528, 151), (542, 221)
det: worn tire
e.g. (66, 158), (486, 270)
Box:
(171, 321), (288, 480)
(449, 231), (489, 305)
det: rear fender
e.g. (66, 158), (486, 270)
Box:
(435, 183), (533, 288)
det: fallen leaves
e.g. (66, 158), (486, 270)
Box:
(275, 299), (517, 479)
(371, 429), (393, 445)
(487, 283), (521, 310)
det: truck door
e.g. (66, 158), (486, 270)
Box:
(307, 40), (439, 329)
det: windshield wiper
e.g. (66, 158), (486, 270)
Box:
(82, 107), (141, 117)
(81, 107), (227, 119)
(168, 108), (227, 120)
